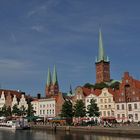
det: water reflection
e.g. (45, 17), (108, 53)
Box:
(0, 130), (139, 140)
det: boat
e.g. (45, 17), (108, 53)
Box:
(0, 119), (30, 130)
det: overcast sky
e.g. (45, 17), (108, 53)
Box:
(0, 0), (140, 96)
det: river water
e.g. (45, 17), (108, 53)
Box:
(0, 130), (139, 140)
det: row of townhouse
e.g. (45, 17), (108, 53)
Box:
(0, 89), (29, 110)
(73, 72), (140, 123)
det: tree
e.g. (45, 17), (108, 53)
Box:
(27, 103), (35, 117)
(61, 100), (73, 125)
(0, 105), (12, 117)
(94, 82), (108, 89)
(12, 104), (20, 116)
(110, 81), (120, 90)
(84, 83), (94, 89)
(73, 100), (86, 118)
(19, 106), (27, 116)
(6, 106), (12, 117)
(87, 99), (100, 117)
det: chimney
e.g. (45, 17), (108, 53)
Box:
(37, 93), (41, 99)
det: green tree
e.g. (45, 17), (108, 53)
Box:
(61, 100), (73, 118)
(73, 100), (86, 118)
(12, 104), (20, 116)
(110, 81), (120, 90)
(87, 99), (100, 117)
(6, 106), (12, 117)
(61, 100), (73, 125)
(27, 103), (35, 117)
(0, 105), (12, 117)
(19, 106), (27, 116)
(84, 83), (94, 89)
(94, 82), (108, 89)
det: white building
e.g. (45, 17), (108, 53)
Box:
(31, 98), (56, 119)
(18, 94), (28, 110)
(115, 102), (140, 122)
(95, 88), (115, 119)
(0, 91), (5, 109)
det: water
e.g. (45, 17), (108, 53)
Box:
(0, 130), (139, 140)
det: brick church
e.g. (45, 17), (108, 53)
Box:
(73, 29), (140, 122)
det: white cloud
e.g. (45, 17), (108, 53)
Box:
(0, 59), (27, 70)
(31, 25), (45, 32)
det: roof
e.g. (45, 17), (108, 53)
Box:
(0, 89), (29, 99)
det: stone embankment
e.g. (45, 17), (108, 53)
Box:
(31, 125), (140, 137)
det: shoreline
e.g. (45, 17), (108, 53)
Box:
(31, 125), (140, 137)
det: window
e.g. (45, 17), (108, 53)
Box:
(43, 110), (45, 115)
(128, 104), (132, 111)
(122, 104), (124, 110)
(134, 104), (137, 109)
(128, 114), (133, 119)
(40, 110), (42, 115)
(104, 99), (107, 103)
(103, 111), (106, 117)
(87, 99), (89, 102)
(117, 114), (120, 119)
(109, 105), (111, 108)
(52, 109), (54, 114)
(105, 105), (107, 109)
(122, 114), (125, 118)
(100, 105), (103, 108)
(117, 105), (119, 110)
(108, 98), (111, 102)
(135, 114), (138, 120)
(104, 93), (107, 96)
(100, 112), (102, 116)
(108, 111), (110, 116)
(100, 99), (103, 103)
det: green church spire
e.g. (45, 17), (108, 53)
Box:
(96, 29), (109, 63)
(52, 65), (58, 85)
(47, 68), (52, 86)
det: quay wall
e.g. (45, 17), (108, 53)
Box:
(31, 125), (140, 136)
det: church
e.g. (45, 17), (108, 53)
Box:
(73, 29), (140, 123)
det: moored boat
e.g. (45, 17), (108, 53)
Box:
(0, 119), (30, 130)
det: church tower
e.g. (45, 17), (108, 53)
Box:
(95, 29), (110, 83)
(45, 68), (52, 96)
(51, 65), (59, 95)
(45, 66), (59, 97)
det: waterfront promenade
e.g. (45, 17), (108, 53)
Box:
(31, 124), (140, 137)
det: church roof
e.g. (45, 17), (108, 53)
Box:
(96, 29), (109, 63)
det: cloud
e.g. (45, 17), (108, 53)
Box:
(27, 0), (60, 18)
(31, 25), (45, 32)
(0, 59), (27, 70)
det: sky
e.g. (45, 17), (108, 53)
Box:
(0, 0), (140, 96)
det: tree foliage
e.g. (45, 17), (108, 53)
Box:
(110, 81), (120, 90)
(84, 83), (94, 88)
(12, 104), (20, 116)
(87, 99), (100, 117)
(73, 100), (86, 117)
(0, 105), (12, 117)
(61, 100), (73, 118)
(94, 82), (109, 89)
